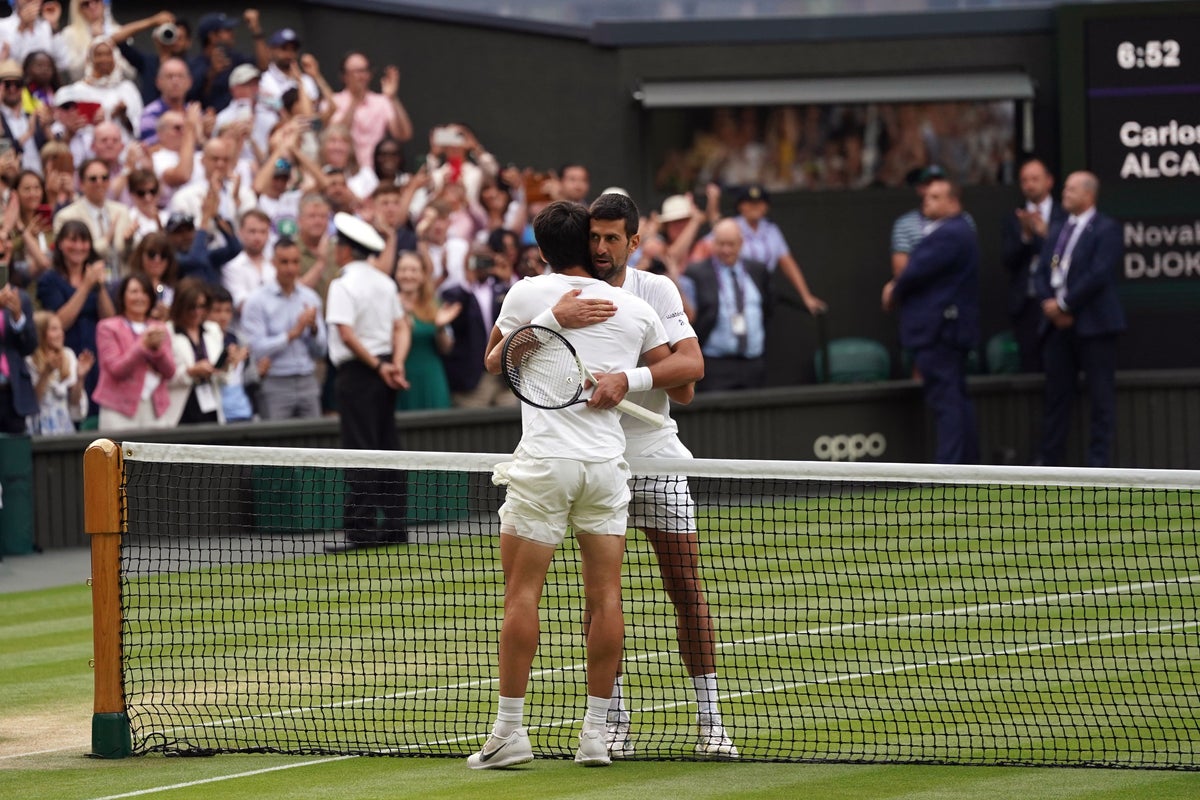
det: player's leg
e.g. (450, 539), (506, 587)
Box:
(576, 531), (625, 766)
(467, 530), (553, 770)
(569, 456), (631, 767)
(644, 523), (736, 759)
(469, 454), (575, 769)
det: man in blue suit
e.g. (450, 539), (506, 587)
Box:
(1034, 171), (1124, 468)
(883, 178), (980, 464)
(0, 279), (38, 434)
(1001, 158), (1068, 372)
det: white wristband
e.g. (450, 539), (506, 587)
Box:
(622, 366), (653, 394)
(531, 308), (562, 332)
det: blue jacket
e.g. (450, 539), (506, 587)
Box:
(1000, 201), (1068, 316)
(1034, 212), (1126, 338)
(176, 229), (243, 288)
(1, 288), (39, 417)
(892, 214), (980, 351)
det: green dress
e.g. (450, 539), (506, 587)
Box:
(396, 317), (452, 411)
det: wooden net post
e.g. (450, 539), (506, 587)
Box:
(85, 439), (131, 758)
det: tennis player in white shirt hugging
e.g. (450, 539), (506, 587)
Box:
(546, 193), (734, 759)
(468, 201), (671, 770)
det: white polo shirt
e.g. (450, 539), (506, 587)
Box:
(495, 273), (668, 463)
(618, 268), (697, 449)
(325, 260), (404, 366)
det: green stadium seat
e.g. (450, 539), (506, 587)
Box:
(815, 338), (891, 383)
(986, 331), (1020, 374)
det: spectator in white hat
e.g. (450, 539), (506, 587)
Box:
(215, 63), (272, 162)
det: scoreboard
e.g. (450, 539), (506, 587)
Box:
(1059, 1), (1200, 367)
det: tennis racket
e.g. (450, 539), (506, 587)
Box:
(501, 324), (666, 428)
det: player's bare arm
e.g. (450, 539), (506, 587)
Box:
(588, 341), (676, 410)
(483, 325), (506, 375)
(590, 336), (702, 408)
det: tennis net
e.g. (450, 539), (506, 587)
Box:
(86, 440), (1200, 767)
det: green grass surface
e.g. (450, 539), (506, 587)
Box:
(4, 479), (1200, 798)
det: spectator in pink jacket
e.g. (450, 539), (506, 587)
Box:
(93, 273), (176, 430)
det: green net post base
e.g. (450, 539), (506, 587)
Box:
(91, 712), (132, 758)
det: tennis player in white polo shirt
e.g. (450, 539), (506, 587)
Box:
(467, 201), (670, 770)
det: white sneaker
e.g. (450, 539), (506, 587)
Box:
(467, 728), (534, 769)
(605, 719), (635, 758)
(696, 722), (739, 759)
(575, 729), (612, 766)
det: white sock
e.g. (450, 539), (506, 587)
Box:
(493, 695), (524, 738)
(692, 673), (722, 725)
(608, 676), (629, 723)
(583, 695), (609, 732)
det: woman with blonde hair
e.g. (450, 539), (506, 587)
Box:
(60, 0), (174, 82)
(26, 310), (94, 434)
(394, 249), (457, 411)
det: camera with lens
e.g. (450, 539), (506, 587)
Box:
(153, 23), (180, 46)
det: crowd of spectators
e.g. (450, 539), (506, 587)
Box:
(0, 3), (602, 436)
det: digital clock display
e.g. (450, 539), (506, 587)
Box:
(1116, 39), (1181, 69)
(1086, 17), (1196, 89)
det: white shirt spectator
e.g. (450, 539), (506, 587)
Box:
(223, 252), (277, 313)
(0, 15), (68, 69)
(325, 259), (405, 366)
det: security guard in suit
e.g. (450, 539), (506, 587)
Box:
(883, 178), (980, 464)
(1034, 171), (1125, 468)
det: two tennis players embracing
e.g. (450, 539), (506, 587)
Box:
(469, 196), (735, 769)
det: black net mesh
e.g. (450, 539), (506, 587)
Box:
(116, 452), (1200, 766)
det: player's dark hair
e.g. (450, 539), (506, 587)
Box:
(532, 201), (591, 273)
(588, 193), (639, 238)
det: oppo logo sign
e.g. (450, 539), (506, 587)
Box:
(813, 433), (887, 462)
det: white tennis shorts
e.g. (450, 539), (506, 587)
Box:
(494, 448), (631, 546)
(627, 436), (697, 535)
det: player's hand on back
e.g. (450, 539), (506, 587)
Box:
(552, 289), (616, 329)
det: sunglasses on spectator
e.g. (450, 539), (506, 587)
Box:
(1, 80), (22, 89)
(144, 250), (168, 260)
(86, 173), (111, 182)
(133, 187), (159, 197)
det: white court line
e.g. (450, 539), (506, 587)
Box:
(15, 573), (1196, 759)
(146, 572), (1200, 737)
(79, 617), (1200, 800)
(85, 756), (356, 800)
(0, 744), (89, 761)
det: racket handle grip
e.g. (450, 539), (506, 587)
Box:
(615, 399), (666, 428)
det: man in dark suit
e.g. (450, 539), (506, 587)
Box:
(438, 241), (518, 408)
(883, 178), (980, 464)
(0, 279), (38, 434)
(1001, 158), (1067, 372)
(682, 218), (772, 391)
(1034, 171), (1125, 468)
